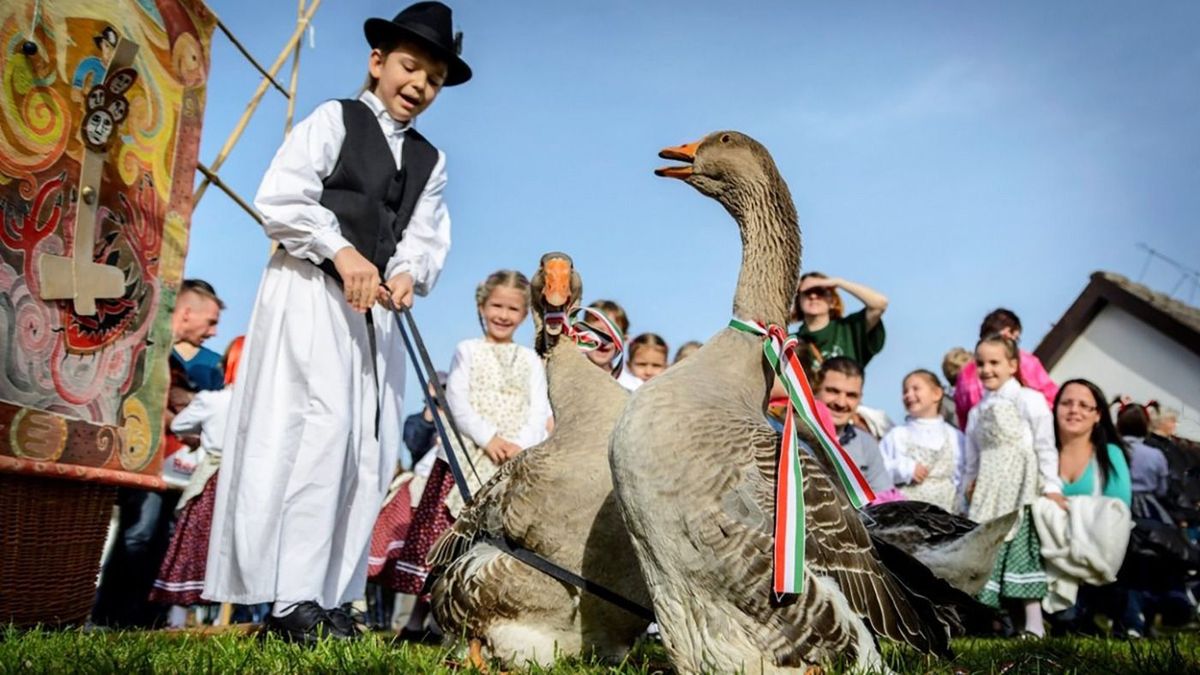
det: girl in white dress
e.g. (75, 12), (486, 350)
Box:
(390, 269), (550, 637)
(962, 335), (1063, 637)
(879, 369), (964, 511)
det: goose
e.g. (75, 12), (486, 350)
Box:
(862, 502), (1018, 596)
(609, 132), (968, 674)
(427, 253), (651, 669)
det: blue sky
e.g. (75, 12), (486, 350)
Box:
(187, 1), (1199, 421)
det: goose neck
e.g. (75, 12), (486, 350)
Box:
(728, 185), (800, 328)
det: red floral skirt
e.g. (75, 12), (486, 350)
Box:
(383, 460), (456, 595)
(367, 479), (415, 584)
(149, 472), (217, 606)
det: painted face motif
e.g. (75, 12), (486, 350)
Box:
(87, 87), (107, 110)
(84, 110), (114, 147)
(107, 98), (128, 122)
(108, 69), (137, 95)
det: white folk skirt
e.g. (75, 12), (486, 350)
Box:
(203, 249), (405, 607)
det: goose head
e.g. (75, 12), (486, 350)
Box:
(656, 131), (789, 212)
(530, 251), (582, 355)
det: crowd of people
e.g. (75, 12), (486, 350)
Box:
(82, 0), (1199, 649)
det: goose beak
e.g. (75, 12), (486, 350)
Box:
(655, 140), (700, 179)
(542, 257), (573, 310)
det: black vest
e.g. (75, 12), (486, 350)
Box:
(316, 99), (438, 283)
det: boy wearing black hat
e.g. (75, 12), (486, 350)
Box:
(203, 2), (471, 642)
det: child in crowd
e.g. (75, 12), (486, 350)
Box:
(815, 357), (901, 501)
(582, 299), (641, 391)
(955, 309), (1057, 429)
(204, 1), (469, 642)
(388, 269), (550, 640)
(879, 370), (964, 511)
(674, 340), (702, 364)
(151, 337), (244, 615)
(962, 335), (1062, 637)
(627, 333), (669, 383)
(941, 347), (971, 426)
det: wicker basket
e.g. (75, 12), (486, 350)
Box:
(0, 474), (116, 627)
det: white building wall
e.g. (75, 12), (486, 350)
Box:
(1049, 305), (1200, 441)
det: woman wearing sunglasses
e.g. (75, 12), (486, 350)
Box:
(791, 271), (889, 369)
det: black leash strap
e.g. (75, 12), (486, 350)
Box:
(484, 534), (656, 621)
(392, 306), (657, 623)
(394, 306), (480, 502)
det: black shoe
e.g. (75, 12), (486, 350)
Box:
(326, 605), (366, 639)
(264, 602), (345, 645)
(397, 626), (443, 645)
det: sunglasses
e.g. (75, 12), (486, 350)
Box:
(800, 287), (832, 299)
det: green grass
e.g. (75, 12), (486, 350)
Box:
(2, 627), (1199, 674)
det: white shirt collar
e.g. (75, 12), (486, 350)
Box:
(985, 377), (1021, 401)
(907, 415), (945, 429)
(358, 90), (412, 136)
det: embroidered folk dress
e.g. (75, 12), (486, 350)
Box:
(964, 379), (1056, 607)
(387, 338), (549, 593)
(879, 416), (964, 512)
(204, 91), (451, 609)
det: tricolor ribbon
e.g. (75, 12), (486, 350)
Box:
(728, 318), (875, 594)
(545, 307), (626, 375)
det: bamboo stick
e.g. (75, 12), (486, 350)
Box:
(283, 0), (306, 135)
(193, 0), (322, 205)
(196, 162), (264, 225)
(216, 19), (290, 98)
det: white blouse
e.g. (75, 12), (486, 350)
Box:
(962, 378), (1062, 495)
(445, 338), (551, 449)
(170, 387), (233, 458)
(253, 90), (451, 295)
(879, 415), (965, 486)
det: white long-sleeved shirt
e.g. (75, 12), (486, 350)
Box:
(878, 415), (965, 487)
(253, 90), (451, 295)
(962, 377), (1062, 495)
(445, 338), (551, 450)
(170, 387), (233, 458)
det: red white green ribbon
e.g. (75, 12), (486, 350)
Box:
(729, 318), (876, 594)
(545, 307), (626, 375)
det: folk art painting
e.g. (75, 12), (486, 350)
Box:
(0, 1), (215, 488)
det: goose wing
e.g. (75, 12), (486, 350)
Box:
(862, 501), (977, 547)
(689, 420), (953, 662)
(426, 457), (520, 568)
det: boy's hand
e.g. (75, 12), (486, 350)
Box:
(332, 247), (380, 313)
(378, 272), (415, 310)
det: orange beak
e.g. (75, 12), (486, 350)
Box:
(542, 257), (572, 308)
(655, 140), (700, 179)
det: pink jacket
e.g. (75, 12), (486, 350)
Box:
(954, 349), (1058, 429)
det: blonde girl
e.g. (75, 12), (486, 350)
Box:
(388, 269), (550, 637)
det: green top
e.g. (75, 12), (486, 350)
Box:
(795, 308), (886, 367)
(1061, 443), (1132, 506)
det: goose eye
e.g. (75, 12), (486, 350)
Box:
(720, 134), (731, 144)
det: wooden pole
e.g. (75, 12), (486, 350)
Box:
(283, 0), (306, 135)
(216, 19), (290, 98)
(193, 0), (322, 205)
(195, 162), (263, 225)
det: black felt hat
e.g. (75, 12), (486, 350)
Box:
(364, 2), (471, 86)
